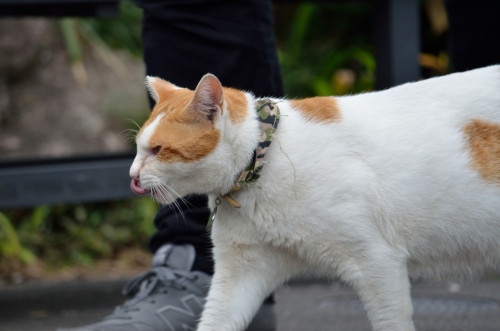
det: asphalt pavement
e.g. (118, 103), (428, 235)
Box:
(1, 277), (500, 331)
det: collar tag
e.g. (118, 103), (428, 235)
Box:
(206, 206), (217, 232)
(206, 197), (221, 232)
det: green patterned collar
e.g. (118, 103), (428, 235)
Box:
(207, 99), (280, 231)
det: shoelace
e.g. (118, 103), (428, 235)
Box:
(105, 266), (198, 318)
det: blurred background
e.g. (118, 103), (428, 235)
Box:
(0, 0), (450, 285)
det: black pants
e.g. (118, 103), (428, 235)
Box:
(134, 0), (283, 274)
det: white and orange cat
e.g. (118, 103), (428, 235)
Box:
(130, 66), (500, 331)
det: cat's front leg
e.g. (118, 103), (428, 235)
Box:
(350, 249), (415, 331)
(196, 242), (298, 331)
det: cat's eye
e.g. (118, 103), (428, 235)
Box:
(151, 146), (161, 155)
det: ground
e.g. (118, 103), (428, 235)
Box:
(1, 277), (500, 331)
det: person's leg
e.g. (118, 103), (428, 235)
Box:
(149, 195), (215, 273)
(143, 0), (283, 273)
(141, 0), (283, 95)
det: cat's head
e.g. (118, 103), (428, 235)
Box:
(129, 74), (254, 204)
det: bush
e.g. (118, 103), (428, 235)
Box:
(275, 2), (375, 97)
(0, 198), (157, 283)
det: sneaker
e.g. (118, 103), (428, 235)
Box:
(58, 244), (276, 331)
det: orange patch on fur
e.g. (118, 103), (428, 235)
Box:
(223, 87), (248, 124)
(464, 119), (500, 183)
(150, 118), (220, 163)
(142, 87), (221, 163)
(140, 88), (194, 136)
(290, 97), (341, 123)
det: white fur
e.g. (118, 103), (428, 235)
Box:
(133, 66), (500, 331)
(145, 76), (160, 103)
(130, 113), (163, 180)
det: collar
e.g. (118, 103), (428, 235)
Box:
(207, 98), (280, 231)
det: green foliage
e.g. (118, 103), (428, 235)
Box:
(275, 3), (375, 97)
(1, 198), (157, 277)
(57, 0), (143, 70)
(58, 19), (83, 63)
(0, 212), (36, 264)
(79, 0), (143, 57)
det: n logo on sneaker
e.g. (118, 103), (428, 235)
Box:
(157, 294), (204, 331)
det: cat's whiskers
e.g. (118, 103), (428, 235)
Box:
(121, 128), (139, 144)
(120, 119), (142, 144)
(127, 119), (142, 130)
(148, 176), (187, 222)
(274, 135), (298, 200)
(251, 182), (280, 208)
(158, 179), (189, 205)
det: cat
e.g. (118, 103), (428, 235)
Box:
(130, 65), (500, 331)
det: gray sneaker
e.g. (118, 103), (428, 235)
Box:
(58, 244), (276, 331)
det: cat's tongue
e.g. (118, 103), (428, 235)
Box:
(130, 178), (150, 196)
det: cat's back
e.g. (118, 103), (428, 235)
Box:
(339, 65), (500, 125)
(280, 66), (500, 144)
(278, 65), (500, 168)
(325, 65), (500, 164)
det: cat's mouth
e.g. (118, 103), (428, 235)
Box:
(130, 178), (150, 196)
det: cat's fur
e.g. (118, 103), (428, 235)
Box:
(130, 66), (500, 331)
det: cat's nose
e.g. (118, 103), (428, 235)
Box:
(129, 155), (143, 179)
(129, 165), (140, 180)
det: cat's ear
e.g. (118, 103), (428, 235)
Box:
(145, 76), (177, 104)
(189, 73), (224, 123)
